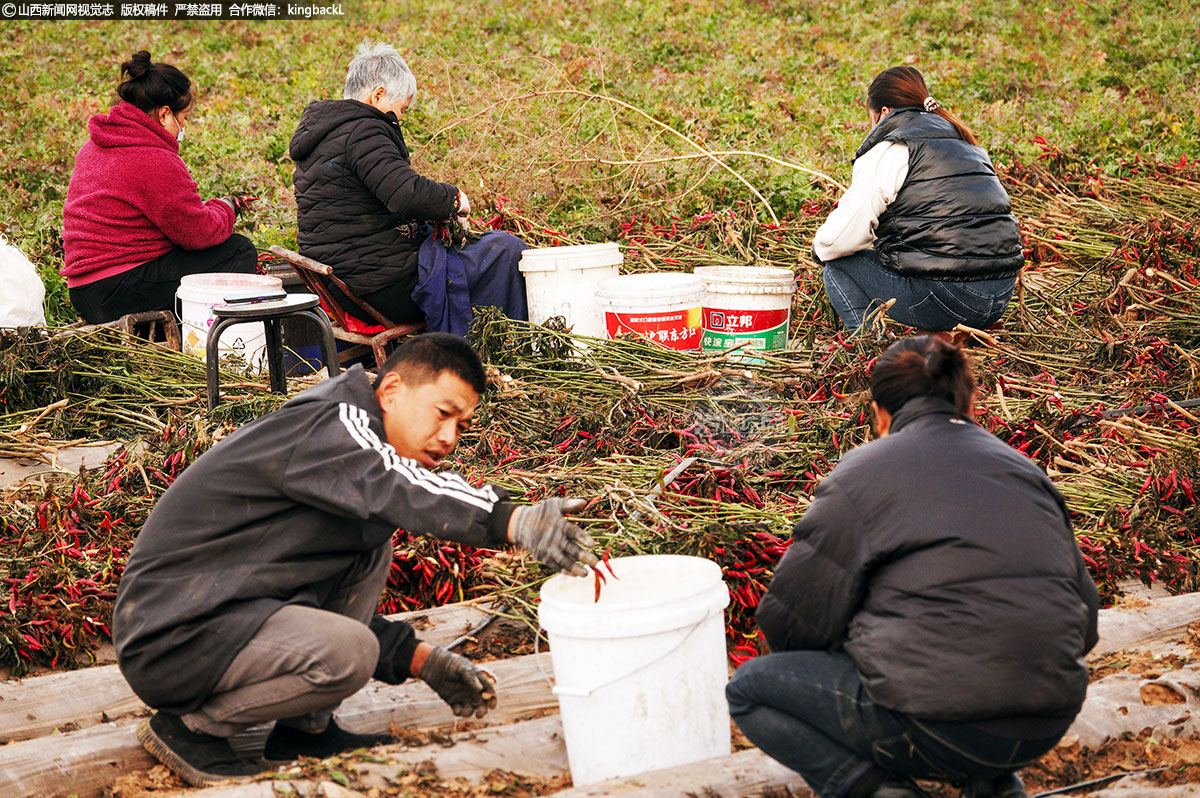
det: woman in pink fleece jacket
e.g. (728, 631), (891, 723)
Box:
(62, 51), (257, 324)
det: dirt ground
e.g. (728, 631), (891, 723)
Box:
(1021, 733), (1200, 793)
(108, 765), (574, 798)
(457, 618), (539, 663)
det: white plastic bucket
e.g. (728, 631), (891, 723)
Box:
(519, 243), (622, 338)
(176, 273), (283, 370)
(594, 273), (705, 350)
(538, 555), (731, 785)
(694, 265), (796, 355)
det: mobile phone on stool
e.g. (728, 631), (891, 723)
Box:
(223, 290), (287, 305)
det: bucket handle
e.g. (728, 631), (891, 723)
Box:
(548, 614), (710, 699)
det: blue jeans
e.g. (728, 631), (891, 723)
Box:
(726, 652), (1064, 798)
(822, 250), (1015, 332)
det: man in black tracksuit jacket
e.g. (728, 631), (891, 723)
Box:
(726, 337), (1100, 798)
(114, 333), (595, 787)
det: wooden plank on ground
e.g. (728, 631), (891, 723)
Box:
(355, 713), (567, 784)
(0, 652), (553, 798)
(158, 786), (275, 798)
(1091, 780), (1200, 798)
(160, 715), (569, 798)
(0, 600), (500, 743)
(1092, 592), (1200, 657)
(545, 749), (812, 797)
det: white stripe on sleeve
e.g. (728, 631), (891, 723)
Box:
(337, 402), (497, 513)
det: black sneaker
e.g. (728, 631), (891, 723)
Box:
(137, 712), (266, 787)
(962, 773), (1028, 798)
(263, 718), (397, 762)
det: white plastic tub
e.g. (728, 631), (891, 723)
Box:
(519, 243), (622, 338)
(176, 273), (283, 370)
(539, 555), (731, 785)
(594, 273), (705, 350)
(694, 265), (796, 355)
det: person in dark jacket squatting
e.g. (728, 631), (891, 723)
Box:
(114, 333), (596, 787)
(726, 336), (1099, 798)
(289, 42), (528, 336)
(812, 66), (1023, 332)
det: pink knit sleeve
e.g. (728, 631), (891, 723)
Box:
(139, 154), (236, 250)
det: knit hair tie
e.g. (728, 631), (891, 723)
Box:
(923, 96), (941, 112)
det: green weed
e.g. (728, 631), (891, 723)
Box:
(1, 0), (1195, 324)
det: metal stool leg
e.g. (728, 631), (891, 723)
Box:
(297, 309), (341, 378)
(205, 318), (242, 411)
(264, 318), (287, 394)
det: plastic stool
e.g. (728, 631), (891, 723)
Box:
(206, 293), (340, 410)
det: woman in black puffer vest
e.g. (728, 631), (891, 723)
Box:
(726, 336), (1098, 798)
(813, 67), (1023, 332)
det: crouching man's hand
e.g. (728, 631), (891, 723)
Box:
(508, 498), (599, 577)
(411, 642), (496, 718)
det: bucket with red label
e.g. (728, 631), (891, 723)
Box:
(594, 273), (705, 350)
(693, 266), (796, 358)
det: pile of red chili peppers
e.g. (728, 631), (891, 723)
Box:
(2, 153), (1198, 674)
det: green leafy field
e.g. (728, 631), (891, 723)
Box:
(2, 0), (1197, 324)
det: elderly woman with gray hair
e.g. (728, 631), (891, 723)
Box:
(290, 42), (528, 335)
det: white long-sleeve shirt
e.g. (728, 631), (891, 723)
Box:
(813, 141), (910, 262)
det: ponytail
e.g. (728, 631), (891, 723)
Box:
(117, 50), (192, 114)
(869, 335), (976, 417)
(867, 66), (978, 147)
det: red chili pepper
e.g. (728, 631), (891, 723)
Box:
(601, 549), (619, 580)
(1163, 469), (1178, 500)
(1180, 476), (1195, 505)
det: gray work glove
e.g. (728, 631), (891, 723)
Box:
(419, 646), (497, 718)
(509, 497), (599, 577)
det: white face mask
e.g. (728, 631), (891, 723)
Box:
(165, 111), (185, 143)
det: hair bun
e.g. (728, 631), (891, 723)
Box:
(870, 335), (977, 418)
(924, 339), (963, 379)
(122, 50), (153, 79)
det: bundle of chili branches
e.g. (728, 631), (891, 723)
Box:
(450, 304), (1198, 660)
(0, 327), (284, 460)
(2, 151), (1198, 673)
(443, 151), (1200, 653)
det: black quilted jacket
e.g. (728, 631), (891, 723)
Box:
(290, 100), (459, 295)
(757, 396), (1099, 721)
(855, 108), (1024, 280)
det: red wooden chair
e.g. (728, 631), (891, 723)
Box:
(267, 245), (425, 368)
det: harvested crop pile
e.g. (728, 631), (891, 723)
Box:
(1, 153), (1198, 673)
